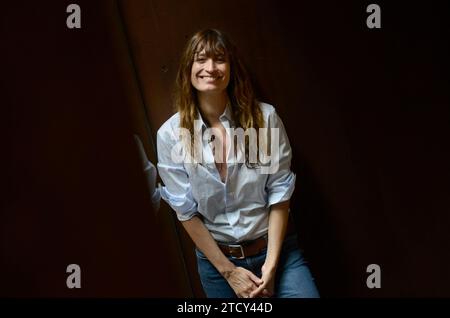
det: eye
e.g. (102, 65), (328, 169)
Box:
(195, 57), (206, 63)
(215, 56), (226, 63)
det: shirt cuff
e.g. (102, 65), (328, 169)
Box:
(267, 171), (296, 207)
(159, 186), (198, 221)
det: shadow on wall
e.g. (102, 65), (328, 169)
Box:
(290, 151), (352, 298)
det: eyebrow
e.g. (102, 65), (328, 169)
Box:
(195, 52), (226, 59)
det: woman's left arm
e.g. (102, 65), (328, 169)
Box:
(250, 200), (290, 297)
(250, 106), (295, 298)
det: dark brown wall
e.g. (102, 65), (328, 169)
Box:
(2, 0), (450, 298)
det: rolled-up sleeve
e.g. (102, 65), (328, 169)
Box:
(265, 109), (296, 207)
(156, 126), (198, 221)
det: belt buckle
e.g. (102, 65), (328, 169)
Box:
(228, 244), (245, 259)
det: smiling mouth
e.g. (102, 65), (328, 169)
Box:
(198, 75), (222, 80)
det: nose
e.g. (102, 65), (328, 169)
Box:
(204, 58), (217, 72)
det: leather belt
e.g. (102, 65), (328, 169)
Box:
(218, 219), (297, 259)
(218, 235), (268, 259)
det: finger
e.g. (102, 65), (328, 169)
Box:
(246, 270), (263, 285)
(262, 289), (272, 297)
(250, 282), (267, 298)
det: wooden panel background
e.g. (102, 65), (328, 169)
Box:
(2, 0), (449, 297)
(118, 0), (450, 297)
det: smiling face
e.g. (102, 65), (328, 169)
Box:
(191, 49), (230, 94)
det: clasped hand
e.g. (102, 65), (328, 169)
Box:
(225, 264), (275, 298)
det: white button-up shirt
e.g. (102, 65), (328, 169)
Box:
(156, 102), (296, 243)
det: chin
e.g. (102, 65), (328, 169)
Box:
(198, 86), (224, 93)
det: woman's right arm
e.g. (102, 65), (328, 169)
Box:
(181, 216), (263, 298)
(155, 125), (262, 297)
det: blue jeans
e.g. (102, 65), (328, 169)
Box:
(195, 234), (320, 298)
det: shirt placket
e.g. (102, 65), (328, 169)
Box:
(220, 116), (243, 240)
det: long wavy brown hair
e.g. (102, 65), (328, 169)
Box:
(174, 28), (264, 164)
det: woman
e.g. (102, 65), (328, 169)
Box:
(153, 29), (319, 298)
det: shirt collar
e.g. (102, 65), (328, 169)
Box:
(220, 102), (234, 123)
(194, 102), (234, 133)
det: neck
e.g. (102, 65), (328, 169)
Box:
(197, 92), (228, 126)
